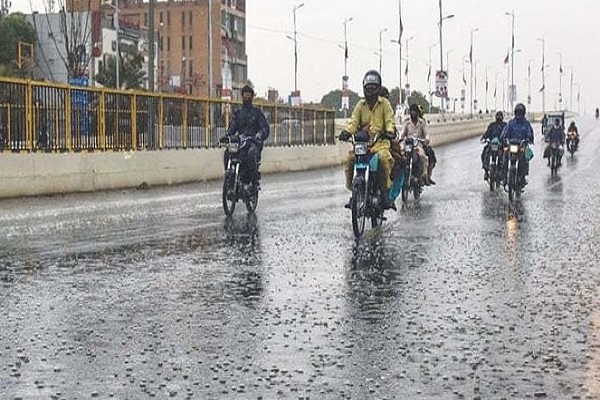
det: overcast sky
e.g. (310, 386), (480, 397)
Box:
(15, 0), (600, 113)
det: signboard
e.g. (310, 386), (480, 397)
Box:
(435, 70), (448, 99)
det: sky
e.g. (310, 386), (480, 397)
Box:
(14, 0), (600, 113)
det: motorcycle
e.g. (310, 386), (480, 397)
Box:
(566, 131), (578, 156)
(401, 137), (424, 203)
(504, 139), (529, 202)
(483, 137), (502, 191)
(548, 141), (562, 176)
(343, 134), (389, 238)
(220, 135), (260, 217)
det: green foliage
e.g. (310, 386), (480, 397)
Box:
(95, 53), (146, 90)
(0, 13), (37, 77)
(320, 89), (361, 118)
(406, 90), (431, 113)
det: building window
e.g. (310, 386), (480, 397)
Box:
(159, 12), (163, 24)
(181, 11), (185, 27)
(167, 11), (171, 26)
(189, 35), (193, 50)
(189, 11), (193, 26)
(188, 61), (193, 78)
(167, 37), (171, 51)
(181, 36), (185, 50)
(159, 36), (163, 51)
(144, 13), (148, 27)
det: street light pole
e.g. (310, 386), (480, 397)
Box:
(505, 11), (515, 111)
(470, 28), (478, 118)
(397, 0), (403, 106)
(115, 0), (120, 89)
(292, 3), (304, 94)
(405, 36), (414, 90)
(557, 51), (563, 110)
(569, 67), (574, 112)
(378, 28), (388, 75)
(537, 38), (545, 113)
(437, 0), (454, 116)
(343, 17), (352, 77)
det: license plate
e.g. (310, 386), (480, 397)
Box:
(509, 145), (519, 153)
(491, 144), (499, 152)
(354, 143), (368, 156)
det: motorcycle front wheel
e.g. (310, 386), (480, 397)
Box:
(351, 177), (367, 238)
(222, 170), (237, 217)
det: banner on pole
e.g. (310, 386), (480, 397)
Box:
(435, 70), (448, 99)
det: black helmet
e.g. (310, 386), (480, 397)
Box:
(514, 103), (526, 118)
(362, 70), (382, 99)
(495, 110), (504, 119)
(379, 86), (390, 99)
(241, 85), (255, 96)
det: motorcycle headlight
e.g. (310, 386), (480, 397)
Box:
(509, 144), (519, 153)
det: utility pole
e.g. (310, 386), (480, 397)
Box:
(148, 0), (155, 91)
(469, 28), (478, 118)
(505, 11), (515, 111)
(208, 0), (213, 96)
(538, 38), (546, 113)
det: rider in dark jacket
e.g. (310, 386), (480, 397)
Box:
(500, 103), (534, 185)
(544, 118), (565, 166)
(480, 111), (506, 180)
(220, 85), (270, 189)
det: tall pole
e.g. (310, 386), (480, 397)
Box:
(115, 0), (120, 89)
(405, 36), (413, 90)
(485, 66), (489, 113)
(505, 12), (515, 111)
(398, 0), (402, 106)
(292, 3), (304, 93)
(569, 67), (573, 112)
(558, 51), (563, 110)
(438, 0), (444, 114)
(342, 16), (352, 118)
(148, 0), (155, 91)
(527, 59), (532, 111)
(378, 28), (387, 75)
(208, 0), (213, 96)
(343, 17), (352, 77)
(469, 28), (478, 118)
(538, 38), (546, 113)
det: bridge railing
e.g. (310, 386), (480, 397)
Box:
(0, 77), (336, 152)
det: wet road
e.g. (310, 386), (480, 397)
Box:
(1, 117), (600, 399)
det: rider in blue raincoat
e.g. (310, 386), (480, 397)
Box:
(500, 103), (534, 185)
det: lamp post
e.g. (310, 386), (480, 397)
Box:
(505, 11), (515, 111)
(574, 83), (581, 114)
(115, 0), (120, 89)
(292, 3), (304, 93)
(557, 51), (563, 110)
(343, 16), (352, 77)
(527, 59), (533, 112)
(469, 27), (478, 118)
(378, 28), (388, 75)
(404, 35), (414, 90)
(569, 67), (574, 112)
(437, 0), (454, 115)
(537, 38), (546, 113)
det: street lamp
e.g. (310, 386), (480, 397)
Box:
(557, 51), (563, 109)
(378, 28), (388, 75)
(505, 11), (515, 111)
(292, 3), (304, 94)
(469, 27), (479, 118)
(343, 16), (352, 77)
(438, 0), (454, 115)
(537, 38), (546, 113)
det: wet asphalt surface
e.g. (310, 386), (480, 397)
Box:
(1, 117), (600, 400)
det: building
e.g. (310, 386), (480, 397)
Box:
(67, 0), (247, 98)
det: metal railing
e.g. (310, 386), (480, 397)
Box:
(0, 77), (336, 152)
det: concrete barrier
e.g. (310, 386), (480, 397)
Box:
(0, 117), (491, 199)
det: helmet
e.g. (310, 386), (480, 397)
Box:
(379, 86), (390, 99)
(362, 70), (382, 99)
(241, 85), (255, 96)
(495, 110), (504, 119)
(514, 103), (526, 118)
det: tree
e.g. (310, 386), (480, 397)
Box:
(29, 0), (93, 81)
(406, 90), (431, 113)
(95, 53), (146, 89)
(0, 13), (36, 77)
(320, 89), (361, 118)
